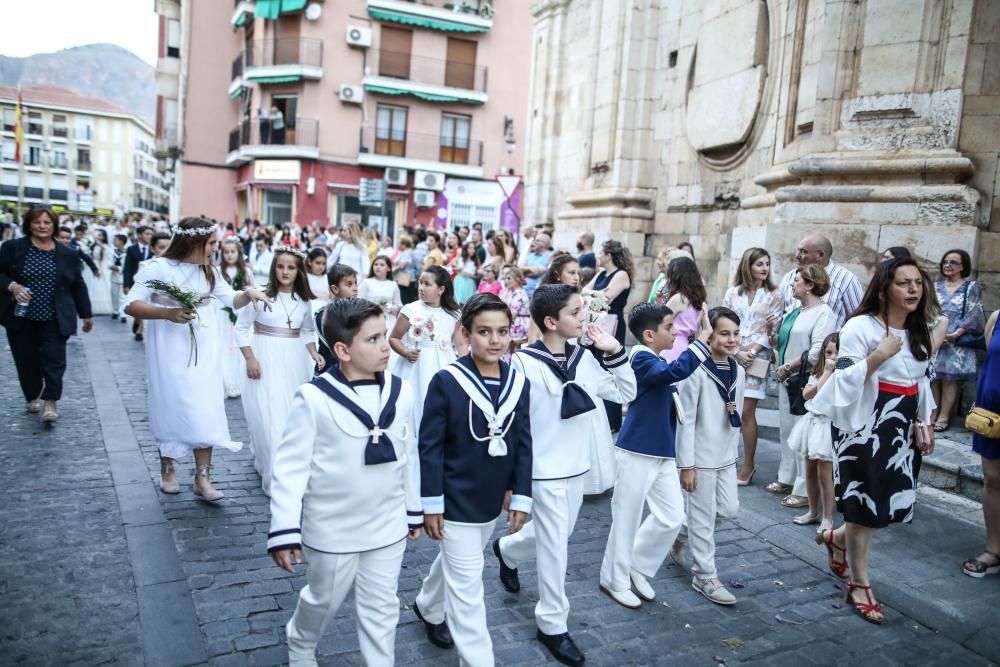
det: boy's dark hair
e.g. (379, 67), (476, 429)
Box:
(529, 284), (577, 330)
(322, 297), (384, 350)
(627, 302), (673, 341)
(74, 223), (87, 233)
(460, 292), (512, 332)
(58, 226), (72, 236)
(113, 234), (128, 245)
(136, 225), (153, 236)
(327, 262), (357, 287)
(707, 306), (741, 330)
(150, 232), (172, 247)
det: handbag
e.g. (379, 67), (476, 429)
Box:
(912, 421), (933, 454)
(966, 405), (1000, 439)
(747, 356), (771, 378)
(784, 350), (811, 416)
(954, 281), (986, 350)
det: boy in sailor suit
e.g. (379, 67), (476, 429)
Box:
(413, 293), (533, 666)
(268, 298), (423, 667)
(676, 306), (746, 607)
(599, 302), (711, 609)
(493, 284), (637, 666)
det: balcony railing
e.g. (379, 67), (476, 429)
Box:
(24, 187), (44, 199)
(244, 38), (323, 70)
(49, 189), (68, 201)
(359, 125), (483, 167)
(75, 160), (93, 171)
(421, 0), (487, 11)
(0, 185), (18, 196)
(228, 117), (320, 152)
(368, 49), (487, 92)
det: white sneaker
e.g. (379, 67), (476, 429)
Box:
(629, 570), (656, 601)
(599, 581), (642, 609)
(691, 577), (736, 606)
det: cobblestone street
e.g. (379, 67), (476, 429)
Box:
(2, 319), (999, 666)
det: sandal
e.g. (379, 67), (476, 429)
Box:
(737, 467), (758, 487)
(815, 528), (849, 579)
(845, 581), (884, 625)
(41, 409), (59, 423)
(933, 420), (950, 433)
(25, 400), (42, 414)
(765, 482), (793, 495)
(962, 550), (1000, 579)
(793, 512), (819, 525)
(781, 494), (809, 508)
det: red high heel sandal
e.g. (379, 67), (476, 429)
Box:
(845, 582), (884, 625)
(815, 528), (849, 579)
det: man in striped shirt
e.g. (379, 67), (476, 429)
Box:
(777, 234), (864, 329)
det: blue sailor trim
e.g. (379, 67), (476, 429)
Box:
(268, 528), (301, 539)
(422, 495), (445, 515)
(267, 542), (302, 554)
(603, 347), (628, 368)
(836, 357), (855, 370)
(508, 494), (532, 514)
(689, 339), (710, 362)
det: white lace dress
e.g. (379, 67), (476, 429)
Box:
(125, 259), (243, 459)
(390, 300), (458, 433)
(235, 292), (316, 495)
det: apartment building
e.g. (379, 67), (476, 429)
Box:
(0, 86), (169, 218)
(155, 0), (530, 237)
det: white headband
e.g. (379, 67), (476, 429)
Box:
(172, 224), (218, 238)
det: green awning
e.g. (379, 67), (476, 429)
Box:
(367, 7), (488, 33)
(233, 11), (249, 27)
(255, 0), (307, 20)
(229, 85), (245, 98)
(363, 83), (483, 105)
(247, 75), (301, 84)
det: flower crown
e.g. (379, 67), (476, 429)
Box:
(173, 224), (218, 237)
(274, 245), (307, 260)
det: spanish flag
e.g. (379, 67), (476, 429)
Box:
(13, 92), (23, 164)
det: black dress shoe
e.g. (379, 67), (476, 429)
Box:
(134, 333), (143, 342)
(493, 539), (520, 593)
(536, 630), (585, 666)
(413, 603), (454, 649)
(119, 316), (126, 323)
(132, 321), (139, 334)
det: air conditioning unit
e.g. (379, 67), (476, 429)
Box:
(414, 170), (445, 191)
(338, 84), (363, 104)
(384, 167), (408, 186)
(414, 190), (437, 208)
(346, 26), (372, 48)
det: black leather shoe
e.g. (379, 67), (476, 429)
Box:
(135, 333), (143, 342)
(536, 630), (585, 666)
(120, 317), (126, 323)
(493, 539), (520, 593)
(413, 603), (454, 649)
(132, 321), (139, 334)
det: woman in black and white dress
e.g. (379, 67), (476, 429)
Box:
(811, 258), (935, 624)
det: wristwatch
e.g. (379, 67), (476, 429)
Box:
(782, 363), (792, 373)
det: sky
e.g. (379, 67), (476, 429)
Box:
(1, 0), (158, 65)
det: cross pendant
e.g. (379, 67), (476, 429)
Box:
(370, 426), (382, 444)
(286, 317), (292, 328)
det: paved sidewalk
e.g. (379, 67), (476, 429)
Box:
(2, 317), (999, 666)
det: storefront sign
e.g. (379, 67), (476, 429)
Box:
(253, 160), (301, 182)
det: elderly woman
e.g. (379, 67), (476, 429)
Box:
(931, 249), (985, 431)
(0, 206), (93, 422)
(768, 264), (834, 509)
(811, 258), (935, 624)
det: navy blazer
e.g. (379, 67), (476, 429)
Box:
(0, 237), (93, 336)
(615, 341), (710, 459)
(419, 356), (532, 523)
(123, 244), (150, 289)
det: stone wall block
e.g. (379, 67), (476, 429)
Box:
(977, 232), (1000, 272)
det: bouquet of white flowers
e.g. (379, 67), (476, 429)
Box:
(580, 291), (617, 346)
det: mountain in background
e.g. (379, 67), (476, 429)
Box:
(0, 43), (155, 125)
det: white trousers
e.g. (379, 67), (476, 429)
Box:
(498, 475), (584, 635)
(600, 451), (685, 592)
(415, 520), (497, 667)
(287, 539), (406, 667)
(686, 465), (739, 580)
(778, 387), (807, 496)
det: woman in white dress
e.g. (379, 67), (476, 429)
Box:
(217, 238), (254, 398)
(329, 221), (370, 278)
(305, 247), (329, 313)
(124, 217), (271, 501)
(237, 247), (325, 496)
(83, 229), (112, 314)
(360, 255), (402, 368)
(722, 247), (783, 486)
(389, 265), (465, 433)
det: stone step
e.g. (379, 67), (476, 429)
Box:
(755, 407), (985, 503)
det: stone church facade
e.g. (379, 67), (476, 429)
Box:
(524, 0), (1000, 310)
